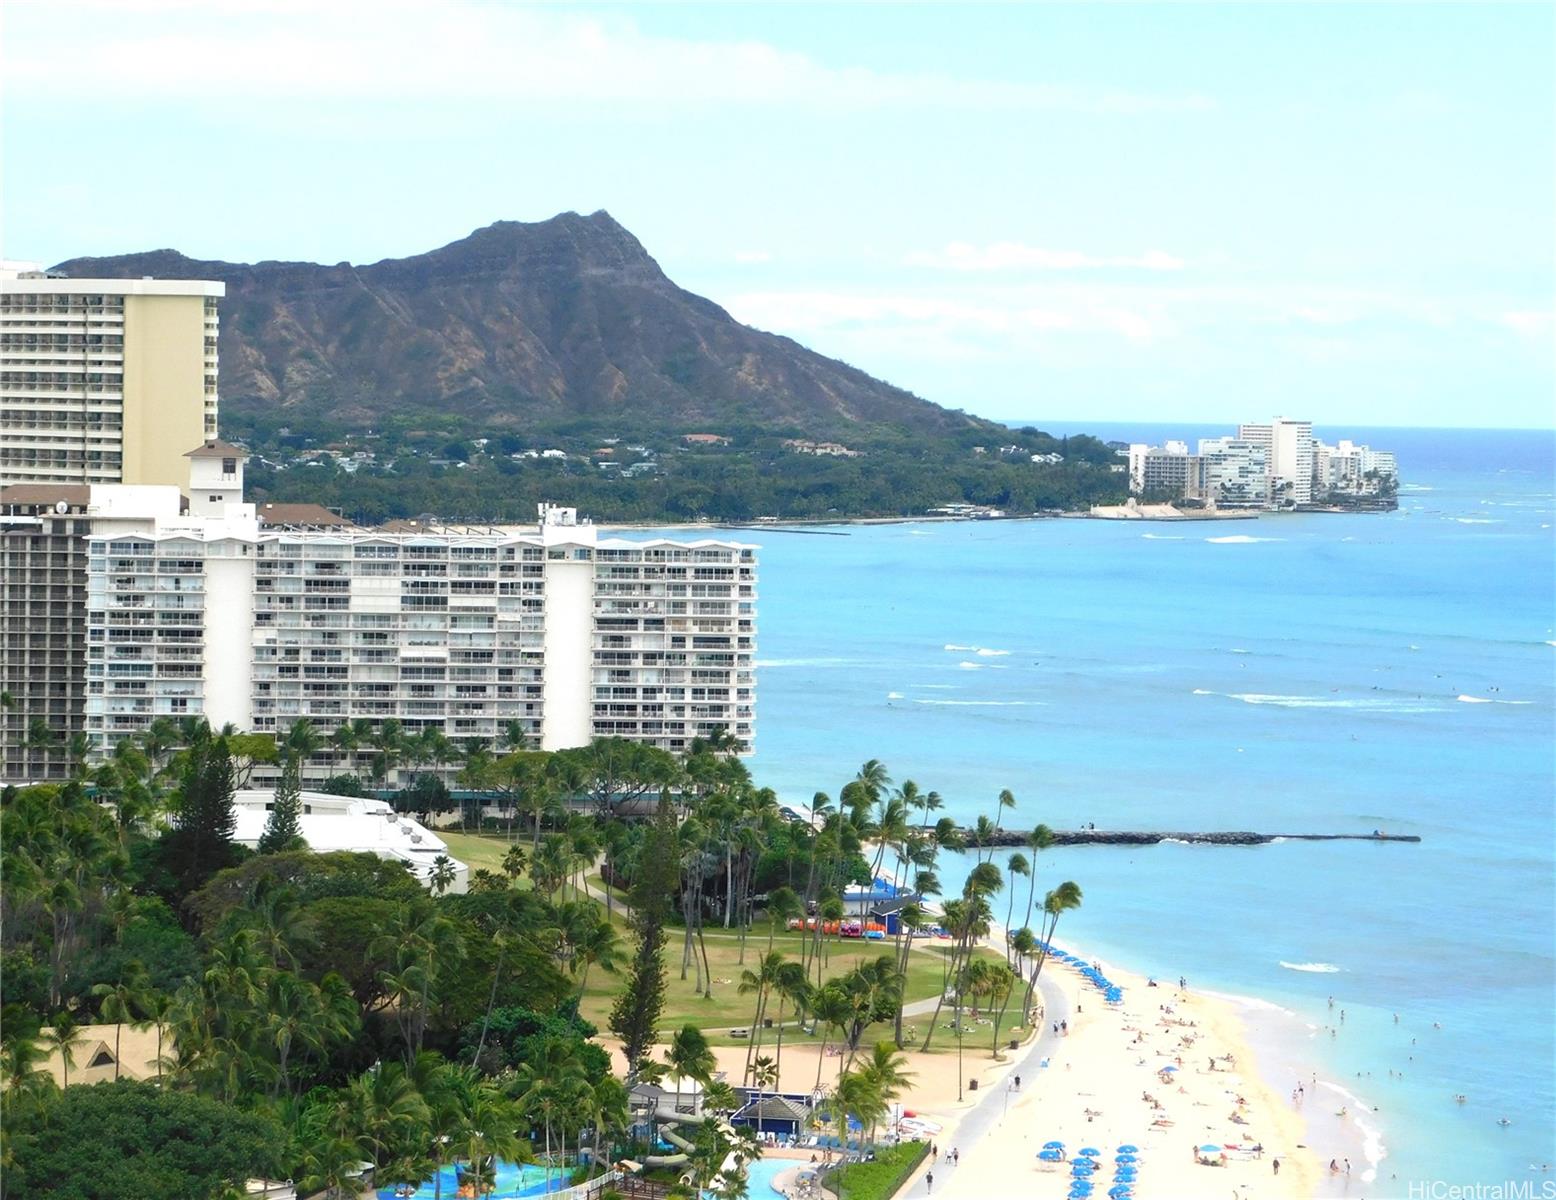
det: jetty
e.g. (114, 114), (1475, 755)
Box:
(976, 829), (1420, 847)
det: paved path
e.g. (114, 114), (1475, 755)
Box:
(899, 967), (1072, 1199)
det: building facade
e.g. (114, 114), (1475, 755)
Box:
(80, 474), (757, 781)
(1238, 418), (1314, 507)
(1, 486), (94, 780)
(1196, 437), (1269, 507)
(1, 266), (222, 489)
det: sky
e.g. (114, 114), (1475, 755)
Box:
(3, 0), (1553, 429)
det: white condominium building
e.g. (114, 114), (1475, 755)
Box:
(1237, 417), (1314, 506)
(1196, 437), (1269, 507)
(81, 452), (757, 780)
(0, 266), (222, 489)
(1314, 438), (1399, 495)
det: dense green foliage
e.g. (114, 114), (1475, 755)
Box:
(2, 1081), (284, 1200)
(826, 1139), (932, 1200)
(1, 712), (1084, 1198)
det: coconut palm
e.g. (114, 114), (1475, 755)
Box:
(90, 964), (152, 1082)
(1002, 852), (1029, 965)
(1020, 824), (1055, 937)
(38, 1014), (85, 1088)
(665, 1024), (716, 1114)
(737, 950), (785, 1081)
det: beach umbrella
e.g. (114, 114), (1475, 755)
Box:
(1199, 1145), (1223, 1154)
(1039, 1151), (1063, 1162)
(1079, 1147), (1101, 1157)
(1069, 1187), (1094, 1198)
(1116, 1145), (1138, 1153)
(1114, 1155), (1136, 1164)
(1108, 1188), (1133, 1199)
(1114, 1167), (1138, 1179)
(1044, 1141), (1065, 1149)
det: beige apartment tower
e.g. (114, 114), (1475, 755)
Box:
(0, 266), (223, 490)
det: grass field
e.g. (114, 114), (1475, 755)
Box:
(439, 832), (1020, 1051)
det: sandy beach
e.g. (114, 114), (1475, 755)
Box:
(607, 936), (1360, 1200)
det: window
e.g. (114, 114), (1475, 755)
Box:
(222, 457), (236, 474)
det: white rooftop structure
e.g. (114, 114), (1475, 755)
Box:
(231, 789), (469, 893)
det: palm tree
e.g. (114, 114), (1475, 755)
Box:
(90, 964), (152, 1082)
(1020, 823), (1055, 935)
(737, 950), (785, 1082)
(430, 854), (458, 896)
(984, 961), (1019, 1056)
(854, 1041), (915, 1143)
(1002, 852), (1029, 965)
(1026, 880), (1083, 1017)
(38, 1014), (85, 1088)
(501, 845), (528, 885)
(770, 960), (810, 1088)
(665, 1024), (716, 1114)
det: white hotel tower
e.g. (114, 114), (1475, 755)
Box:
(85, 448), (756, 780)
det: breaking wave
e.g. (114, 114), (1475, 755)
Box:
(1205, 535), (1284, 544)
(1280, 961), (1341, 974)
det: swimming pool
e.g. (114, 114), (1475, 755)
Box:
(375, 1161), (568, 1199)
(742, 1156), (795, 1197)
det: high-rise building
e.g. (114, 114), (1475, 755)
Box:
(1, 266), (223, 489)
(1127, 441), (1198, 496)
(1196, 437), (1269, 507)
(77, 454), (757, 783)
(1238, 418), (1314, 506)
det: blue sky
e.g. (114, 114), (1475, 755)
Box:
(3, 1), (1552, 428)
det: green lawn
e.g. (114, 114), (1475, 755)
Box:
(439, 832), (1021, 1054)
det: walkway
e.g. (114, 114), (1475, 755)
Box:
(898, 967), (1071, 1199)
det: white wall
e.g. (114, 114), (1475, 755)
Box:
(540, 555), (594, 750)
(203, 546), (255, 731)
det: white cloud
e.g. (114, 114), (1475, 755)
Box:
(1, 1), (1215, 112)
(907, 241), (1187, 272)
(1497, 310), (1555, 339)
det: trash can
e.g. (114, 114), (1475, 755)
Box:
(968, 1079), (979, 1091)
(1010, 1038), (1021, 1050)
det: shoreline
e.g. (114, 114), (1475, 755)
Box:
(904, 947), (1329, 1200)
(604, 935), (1353, 1200)
(597, 505), (1397, 534)
(1206, 988), (1390, 1196)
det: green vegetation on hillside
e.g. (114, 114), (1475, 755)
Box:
(225, 409), (1126, 524)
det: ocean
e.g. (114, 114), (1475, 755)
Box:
(722, 424), (1555, 1193)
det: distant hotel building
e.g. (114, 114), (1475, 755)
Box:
(1127, 417), (1395, 511)
(1, 264), (222, 489)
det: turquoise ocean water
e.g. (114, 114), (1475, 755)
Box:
(711, 425), (1554, 1194)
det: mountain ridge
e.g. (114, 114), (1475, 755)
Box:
(52, 211), (996, 441)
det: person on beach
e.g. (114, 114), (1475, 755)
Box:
(1272, 1159), (1280, 1176)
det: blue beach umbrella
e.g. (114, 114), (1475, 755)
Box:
(1044, 1141), (1065, 1149)
(1069, 1187), (1094, 1198)
(1117, 1144), (1138, 1153)
(1199, 1144), (1224, 1154)
(1079, 1147), (1101, 1157)
(1114, 1155), (1136, 1164)
(1114, 1167), (1138, 1179)
(1038, 1150), (1063, 1162)
(1108, 1188), (1133, 1199)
